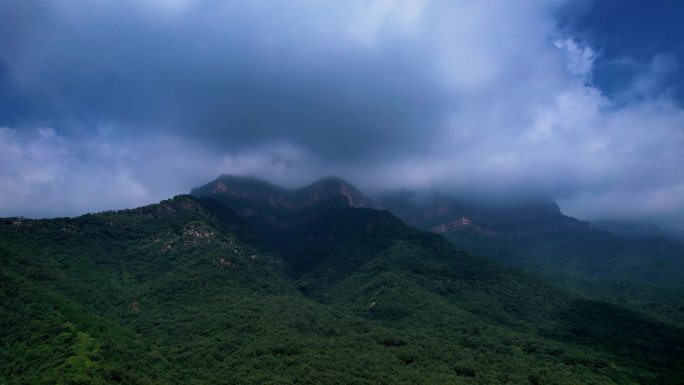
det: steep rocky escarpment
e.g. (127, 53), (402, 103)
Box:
(380, 192), (590, 239)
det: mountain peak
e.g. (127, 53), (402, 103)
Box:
(380, 191), (588, 239)
(297, 176), (373, 208)
(193, 174), (287, 196)
(191, 175), (374, 212)
(308, 176), (354, 187)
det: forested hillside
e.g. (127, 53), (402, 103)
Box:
(380, 191), (684, 326)
(2, 193), (683, 384)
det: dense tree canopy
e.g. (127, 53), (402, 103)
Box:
(2, 196), (683, 384)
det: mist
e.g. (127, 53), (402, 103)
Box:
(1, 0), (683, 231)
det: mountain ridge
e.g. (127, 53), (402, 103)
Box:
(380, 190), (591, 239)
(192, 175), (589, 239)
(191, 174), (376, 212)
(2, 191), (684, 383)
(3, 176), (684, 383)
(191, 175), (684, 325)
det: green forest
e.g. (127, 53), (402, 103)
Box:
(2, 195), (683, 384)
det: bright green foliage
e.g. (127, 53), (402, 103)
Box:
(1, 196), (683, 384)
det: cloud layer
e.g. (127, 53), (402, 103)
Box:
(0, 0), (683, 230)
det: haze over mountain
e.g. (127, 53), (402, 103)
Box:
(593, 221), (684, 242)
(1, 0), (684, 234)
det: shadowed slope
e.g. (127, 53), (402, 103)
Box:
(2, 191), (683, 384)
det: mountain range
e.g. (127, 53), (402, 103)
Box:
(194, 175), (684, 323)
(375, 187), (684, 326)
(2, 175), (683, 384)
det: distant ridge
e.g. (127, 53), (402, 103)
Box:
(193, 175), (590, 239)
(380, 191), (590, 239)
(191, 175), (377, 212)
(594, 220), (684, 242)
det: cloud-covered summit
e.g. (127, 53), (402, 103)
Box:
(0, 0), (683, 231)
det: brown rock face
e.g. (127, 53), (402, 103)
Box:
(381, 192), (590, 239)
(190, 175), (376, 226)
(296, 177), (374, 209)
(431, 217), (472, 233)
(200, 176), (299, 209)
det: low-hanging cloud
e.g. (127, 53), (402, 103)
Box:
(0, 0), (682, 230)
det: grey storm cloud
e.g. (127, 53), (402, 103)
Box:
(0, 0), (683, 231)
(0, 0), (451, 160)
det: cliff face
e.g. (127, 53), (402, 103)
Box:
(191, 175), (377, 228)
(192, 175), (299, 209)
(193, 176), (590, 239)
(295, 177), (373, 208)
(380, 192), (590, 239)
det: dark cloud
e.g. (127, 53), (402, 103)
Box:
(0, 0), (451, 161)
(0, 0), (683, 231)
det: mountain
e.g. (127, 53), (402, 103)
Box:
(191, 175), (375, 213)
(594, 220), (684, 242)
(2, 177), (684, 384)
(381, 190), (590, 238)
(382, 190), (684, 325)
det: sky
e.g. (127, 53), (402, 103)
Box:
(0, 0), (683, 231)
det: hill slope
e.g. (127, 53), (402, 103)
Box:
(381, 190), (684, 325)
(1, 189), (683, 384)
